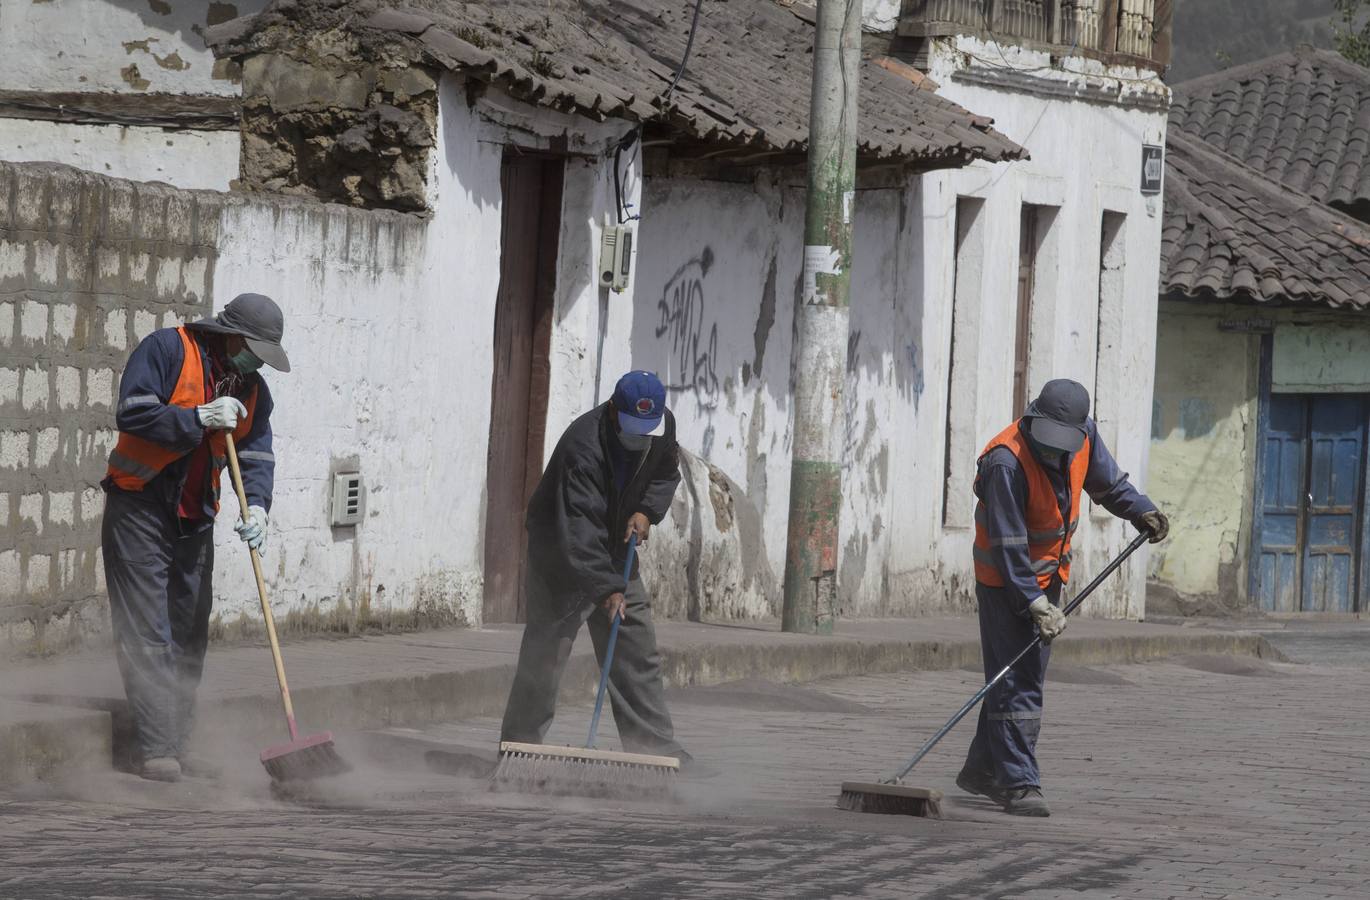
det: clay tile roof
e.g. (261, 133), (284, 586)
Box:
(207, 0), (1024, 169)
(1170, 47), (1370, 216)
(1162, 131), (1370, 309)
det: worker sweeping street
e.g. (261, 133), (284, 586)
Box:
(499, 370), (691, 767)
(959, 378), (1168, 817)
(102, 293), (290, 783)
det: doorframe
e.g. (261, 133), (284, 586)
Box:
(481, 148), (565, 625)
(1246, 332), (1274, 606)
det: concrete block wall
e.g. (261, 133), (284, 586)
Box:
(0, 162), (220, 648)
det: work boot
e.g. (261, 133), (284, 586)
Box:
(955, 767), (1006, 804)
(178, 753), (223, 780)
(1002, 786), (1051, 817)
(139, 757), (182, 783)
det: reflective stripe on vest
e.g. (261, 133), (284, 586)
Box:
(972, 421), (1090, 590)
(106, 327), (258, 514)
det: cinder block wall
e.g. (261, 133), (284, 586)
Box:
(0, 162), (221, 649)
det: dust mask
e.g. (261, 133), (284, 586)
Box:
(230, 347), (263, 375)
(617, 431), (652, 452)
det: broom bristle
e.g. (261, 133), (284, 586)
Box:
(492, 741), (678, 800)
(261, 733), (350, 782)
(836, 781), (944, 819)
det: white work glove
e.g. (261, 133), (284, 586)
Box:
(196, 397), (248, 431)
(1028, 597), (1067, 643)
(235, 505), (268, 554)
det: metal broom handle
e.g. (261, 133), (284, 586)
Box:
(587, 534), (638, 749)
(885, 531), (1150, 784)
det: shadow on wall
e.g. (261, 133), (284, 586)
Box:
(639, 448), (778, 621)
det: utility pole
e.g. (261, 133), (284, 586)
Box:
(782, 0), (859, 634)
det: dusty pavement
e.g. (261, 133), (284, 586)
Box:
(0, 633), (1365, 899)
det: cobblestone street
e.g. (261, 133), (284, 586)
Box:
(2, 638), (1366, 899)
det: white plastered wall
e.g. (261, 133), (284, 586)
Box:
(0, 0), (258, 190)
(898, 36), (1171, 619)
(206, 78), (638, 627)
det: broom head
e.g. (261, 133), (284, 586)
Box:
(261, 731), (350, 782)
(493, 740), (679, 800)
(837, 781), (944, 819)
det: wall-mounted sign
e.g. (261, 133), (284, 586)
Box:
(1141, 144), (1164, 194)
(1217, 317), (1274, 333)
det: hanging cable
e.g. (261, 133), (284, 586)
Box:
(611, 0), (707, 223)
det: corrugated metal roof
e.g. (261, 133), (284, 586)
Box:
(1161, 131), (1370, 310)
(208, 0), (1025, 168)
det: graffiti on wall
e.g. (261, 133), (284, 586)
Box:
(656, 246), (721, 407)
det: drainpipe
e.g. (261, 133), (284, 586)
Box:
(782, 0), (859, 634)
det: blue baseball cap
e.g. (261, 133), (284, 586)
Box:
(612, 371), (667, 436)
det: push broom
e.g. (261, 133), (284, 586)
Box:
(494, 535), (680, 798)
(225, 433), (349, 782)
(837, 531), (1150, 818)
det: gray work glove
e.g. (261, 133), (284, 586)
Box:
(196, 397), (248, 431)
(1133, 509), (1169, 544)
(1028, 596), (1067, 643)
(235, 505), (268, 554)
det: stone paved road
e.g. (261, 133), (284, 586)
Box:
(1, 645), (1366, 899)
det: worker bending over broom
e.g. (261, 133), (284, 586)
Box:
(960, 378), (1167, 816)
(500, 371), (692, 766)
(103, 293), (289, 782)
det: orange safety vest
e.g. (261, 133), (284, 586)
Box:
(972, 422), (1090, 589)
(106, 327), (258, 512)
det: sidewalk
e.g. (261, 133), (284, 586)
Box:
(0, 615), (1278, 788)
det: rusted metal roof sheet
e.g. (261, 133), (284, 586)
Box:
(1162, 131), (1370, 310)
(208, 0), (1024, 168)
(1171, 48), (1370, 216)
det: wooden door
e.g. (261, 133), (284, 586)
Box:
(482, 153), (563, 624)
(1302, 396), (1364, 612)
(1255, 394), (1307, 612)
(1255, 394), (1368, 612)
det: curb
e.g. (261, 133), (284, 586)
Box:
(1, 628), (1280, 788)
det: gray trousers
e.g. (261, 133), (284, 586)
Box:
(500, 578), (686, 759)
(102, 490), (214, 762)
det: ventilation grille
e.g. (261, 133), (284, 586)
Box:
(331, 473), (364, 526)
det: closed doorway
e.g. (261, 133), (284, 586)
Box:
(482, 152), (564, 624)
(1253, 394), (1370, 612)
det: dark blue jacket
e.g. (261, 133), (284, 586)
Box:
(974, 418), (1154, 614)
(104, 327), (274, 528)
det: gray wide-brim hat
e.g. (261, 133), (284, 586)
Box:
(187, 292), (291, 372)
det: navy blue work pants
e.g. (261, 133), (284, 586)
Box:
(962, 580), (1060, 789)
(102, 490), (214, 762)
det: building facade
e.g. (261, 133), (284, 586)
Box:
(1, 0), (1174, 651)
(1150, 51), (1370, 615)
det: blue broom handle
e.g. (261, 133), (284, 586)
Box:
(587, 534), (638, 749)
(886, 531), (1149, 783)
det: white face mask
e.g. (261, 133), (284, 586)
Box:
(617, 431), (652, 452)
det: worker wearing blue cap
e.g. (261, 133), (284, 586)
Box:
(500, 371), (690, 764)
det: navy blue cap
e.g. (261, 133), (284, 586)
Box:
(1024, 379), (1090, 452)
(612, 371), (667, 436)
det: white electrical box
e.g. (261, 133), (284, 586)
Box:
(331, 472), (364, 526)
(599, 215), (634, 293)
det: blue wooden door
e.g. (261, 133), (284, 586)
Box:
(1255, 394), (1367, 612)
(1302, 397), (1364, 612)
(1255, 395), (1307, 612)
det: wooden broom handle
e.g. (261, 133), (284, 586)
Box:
(224, 432), (299, 741)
